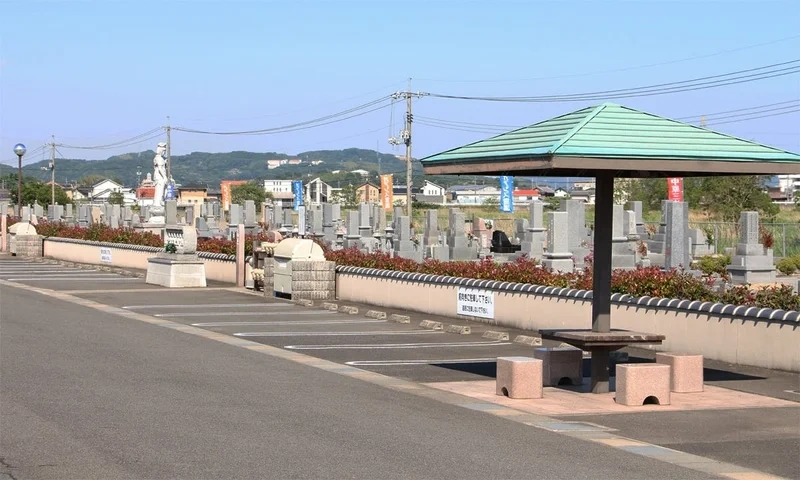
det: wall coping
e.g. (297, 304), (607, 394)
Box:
(335, 265), (800, 323)
(44, 237), (236, 262)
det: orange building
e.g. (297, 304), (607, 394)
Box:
(220, 180), (248, 211)
(356, 182), (380, 203)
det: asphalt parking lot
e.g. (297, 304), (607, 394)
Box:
(3, 257), (799, 478)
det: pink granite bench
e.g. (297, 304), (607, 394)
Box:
(656, 353), (704, 393)
(496, 357), (543, 399)
(533, 347), (583, 386)
(615, 363), (671, 406)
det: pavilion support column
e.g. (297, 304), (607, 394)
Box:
(590, 172), (614, 393)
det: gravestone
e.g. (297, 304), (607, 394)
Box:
(142, 205), (151, 222)
(22, 206), (31, 223)
(331, 203), (341, 223)
(78, 205), (89, 227)
(109, 212), (120, 229)
(63, 204), (74, 224)
(230, 204), (243, 226)
(726, 211), (776, 284)
(664, 201), (690, 270)
(131, 214), (142, 227)
(627, 200), (646, 235)
(560, 199), (589, 262)
(542, 212), (574, 273)
(282, 209), (294, 230)
(33, 202), (44, 218)
(611, 205), (636, 270)
(423, 209), (448, 260)
(394, 215), (422, 262)
(447, 209), (474, 260)
(689, 228), (715, 257)
(358, 203), (373, 239)
(297, 205), (306, 237)
(272, 204), (283, 229)
(123, 206), (133, 227)
(393, 206), (404, 228)
(244, 200), (257, 226)
(344, 210), (360, 249)
(165, 200), (178, 226)
(513, 218), (528, 243)
(322, 203), (336, 245)
(308, 207), (323, 240)
(518, 201), (546, 260)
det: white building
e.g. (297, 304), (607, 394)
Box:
(778, 175), (800, 197)
(449, 185), (501, 205)
(263, 179), (293, 195)
(421, 180), (446, 197)
(305, 177), (332, 205)
(89, 179), (136, 205)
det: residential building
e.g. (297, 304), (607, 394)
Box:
(554, 187), (569, 198)
(391, 185), (421, 206)
(356, 182), (380, 203)
(513, 189), (540, 204)
(306, 177), (332, 204)
(178, 183), (208, 224)
(421, 180), (446, 197)
(572, 179), (596, 190)
(569, 189), (596, 205)
(351, 169), (370, 177)
(449, 184), (501, 205)
(777, 175), (800, 198)
(87, 178), (136, 205)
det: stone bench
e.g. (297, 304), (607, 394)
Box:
(656, 353), (704, 393)
(533, 347), (583, 386)
(615, 363), (671, 406)
(496, 357), (543, 399)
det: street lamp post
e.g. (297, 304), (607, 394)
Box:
(13, 143), (26, 210)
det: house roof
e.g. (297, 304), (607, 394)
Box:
(421, 102), (800, 178)
(179, 183), (208, 190)
(513, 189), (540, 196)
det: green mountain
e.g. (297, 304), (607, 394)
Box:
(13, 148), (422, 188)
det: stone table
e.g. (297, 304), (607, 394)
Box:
(538, 329), (665, 394)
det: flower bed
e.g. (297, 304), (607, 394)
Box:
(31, 220), (269, 257)
(325, 247), (799, 311)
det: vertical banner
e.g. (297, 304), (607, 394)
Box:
(292, 180), (304, 211)
(380, 174), (394, 210)
(165, 182), (176, 200)
(499, 175), (514, 213)
(667, 177), (683, 202)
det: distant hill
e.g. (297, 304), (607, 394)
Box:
(16, 147), (579, 190)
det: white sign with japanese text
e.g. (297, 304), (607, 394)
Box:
(457, 287), (495, 319)
(100, 247), (112, 263)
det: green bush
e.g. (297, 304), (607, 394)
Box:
(776, 257), (797, 276)
(697, 255), (731, 277)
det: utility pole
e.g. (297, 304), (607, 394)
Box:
(166, 116), (172, 180)
(50, 136), (56, 206)
(389, 79), (424, 218)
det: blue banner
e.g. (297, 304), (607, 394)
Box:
(164, 182), (177, 200)
(499, 175), (514, 213)
(292, 180), (303, 211)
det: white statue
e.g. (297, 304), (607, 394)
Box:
(152, 142), (168, 210)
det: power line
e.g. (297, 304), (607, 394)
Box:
(173, 96), (392, 135)
(423, 60), (800, 103)
(415, 34), (800, 83)
(677, 99), (799, 121)
(59, 128), (164, 150)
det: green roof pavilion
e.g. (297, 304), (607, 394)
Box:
(421, 102), (800, 393)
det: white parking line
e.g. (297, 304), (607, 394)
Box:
(154, 310), (331, 317)
(285, 341), (512, 350)
(2, 273), (117, 277)
(124, 303), (289, 310)
(0, 269), (96, 273)
(191, 319), (387, 327)
(7, 277), (140, 281)
(234, 331), (443, 337)
(345, 358), (498, 366)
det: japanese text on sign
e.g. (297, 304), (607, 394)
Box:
(456, 287), (495, 319)
(100, 247), (112, 263)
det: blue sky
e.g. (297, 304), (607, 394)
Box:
(1, 0), (798, 167)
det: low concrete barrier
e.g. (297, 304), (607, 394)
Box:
(43, 238), (236, 284)
(335, 266), (800, 373)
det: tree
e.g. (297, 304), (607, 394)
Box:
(698, 176), (777, 222)
(108, 191), (125, 205)
(18, 180), (71, 207)
(78, 174), (106, 187)
(337, 184), (359, 209)
(230, 181), (268, 210)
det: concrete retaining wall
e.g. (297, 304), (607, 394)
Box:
(336, 266), (800, 373)
(43, 238), (236, 284)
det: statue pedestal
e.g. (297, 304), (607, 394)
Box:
(145, 225), (205, 288)
(146, 252), (207, 288)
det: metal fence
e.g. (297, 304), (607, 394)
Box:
(644, 222), (800, 258)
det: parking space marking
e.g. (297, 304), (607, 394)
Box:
(124, 303), (289, 310)
(285, 341), (512, 350)
(154, 310), (331, 318)
(191, 319), (387, 327)
(234, 331), (443, 337)
(346, 358), (497, 366)
(3, 273), (118, 277)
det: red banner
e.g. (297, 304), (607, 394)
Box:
(667, 177), (683, 202)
